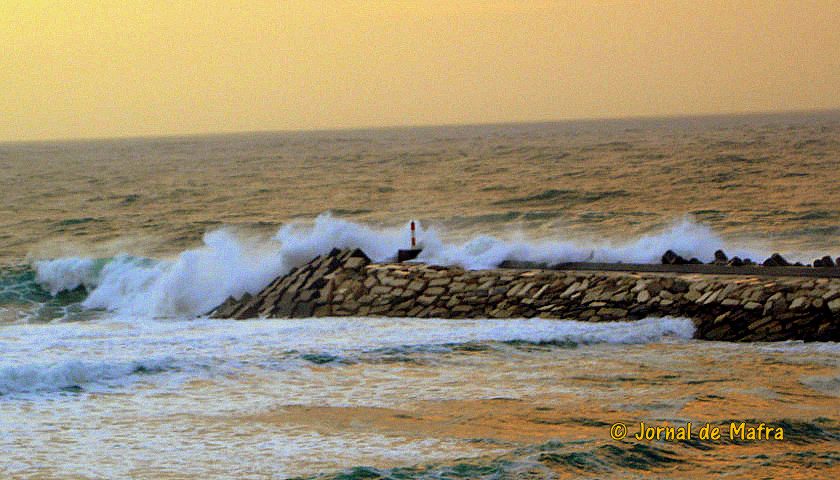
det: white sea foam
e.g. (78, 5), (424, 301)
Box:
(0, 357), (176, 396)
(1, 315), (835, 479)
(31, 213), (761, 317)
(34, 257), (99, 296)
(0, 316), (693, 396)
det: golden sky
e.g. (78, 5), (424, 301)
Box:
(2, 0), (839, 141)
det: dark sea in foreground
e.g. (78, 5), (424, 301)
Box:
(0, 112), (838, 478)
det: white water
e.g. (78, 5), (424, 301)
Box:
(34, 257), (99, 296)
(0, 316), (694, 397)
(30, 213), (763, 318)
(2, 316), (837, 479)
(0, 316), (695, 478)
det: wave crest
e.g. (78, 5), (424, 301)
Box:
(0, 357), (175, 396)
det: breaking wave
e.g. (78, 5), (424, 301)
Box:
(0, 357), (176, 396)
(0, 316), (693, 397)
(23, 213), (760, 318)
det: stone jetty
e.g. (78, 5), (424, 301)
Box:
(210, 248), (840, 342)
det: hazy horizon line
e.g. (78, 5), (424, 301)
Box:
(4, 106), (839, 146)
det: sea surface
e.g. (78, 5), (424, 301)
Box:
(1, 112), (839, 478)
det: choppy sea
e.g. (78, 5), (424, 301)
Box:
(1, 112), (839, 478)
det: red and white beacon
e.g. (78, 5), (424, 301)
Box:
(398, 220), (423, 262)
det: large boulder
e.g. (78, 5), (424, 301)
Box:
(727, 256), (744, 267)
(763, 253), (790, 267)
(211, 294), (247, 318)
(814, 256), (835, 268)
(209, 248), (371, 319)
(661, 250), (688, 265)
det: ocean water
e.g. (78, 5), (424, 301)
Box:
(1, 112), (840, 478)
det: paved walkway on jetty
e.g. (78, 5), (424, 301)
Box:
(498, 261), (840, 278)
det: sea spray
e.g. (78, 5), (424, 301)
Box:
(81, 231), (290, 317)
(34, 257), (100, 296)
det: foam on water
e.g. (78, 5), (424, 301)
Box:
(1, 316), (836, 479)
(0, 316), (695, 397)
(0, 357), (176, 396)
(27, 213), (763, 318)
(34, 257), (100, 296)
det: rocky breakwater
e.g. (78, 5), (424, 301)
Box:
(210, 249), (840, 342)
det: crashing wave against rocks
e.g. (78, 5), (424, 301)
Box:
(661, 248), (840, 269)
(210, 249), (840, 342)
